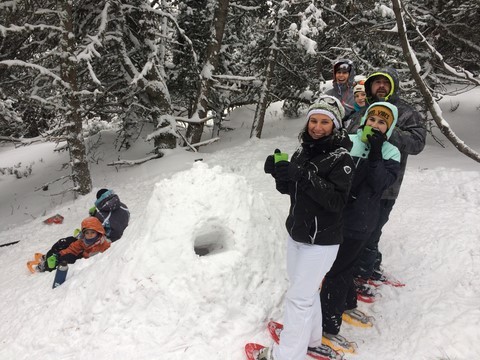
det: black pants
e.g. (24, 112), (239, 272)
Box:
(321, 235), (369, 335)
(353, 199), (396, 280)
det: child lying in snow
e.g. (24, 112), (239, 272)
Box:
(35, 216), (110, 272)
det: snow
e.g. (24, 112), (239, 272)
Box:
(1, 88), (480, 359)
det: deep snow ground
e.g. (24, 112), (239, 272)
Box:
(0, 89), (479, 359)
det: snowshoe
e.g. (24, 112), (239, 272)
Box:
(267, 321), (345, 359)
(367, 272), (405, 288)
(356, 281), (378, 303)
(307, 344), (345, 359)
(245, 343), (270, 360)
(342, 309), (374, 328)
(43, 214), (64, 224)
(357, 293), (376, 304)
(27, 253), (45, 273)
(322, 332), (356, 354)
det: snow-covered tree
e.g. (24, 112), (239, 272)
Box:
(250, 1), (327, 137)
(0, 0), (180, 190)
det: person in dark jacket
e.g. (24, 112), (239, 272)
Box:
(346, 67), (426, 283)
(325, 59), (356, 119)
(321, 102), (401, 346)
(90, 189), (130, 242)
(259, 96), (355, 360)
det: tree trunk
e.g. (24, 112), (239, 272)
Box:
(250, 20), (280, 139)
(250, 47), (277, 139)
(392, 0), (480, 163)
(185, 0), (230, 146)
(59, 0), (92, 195)
(154, 0), (176, 151)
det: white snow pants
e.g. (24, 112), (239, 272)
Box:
(273, 236), (339, 360)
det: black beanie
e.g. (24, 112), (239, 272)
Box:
(96, 189), (109, 199)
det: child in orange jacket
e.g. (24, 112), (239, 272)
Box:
(37, 217), (111, 272)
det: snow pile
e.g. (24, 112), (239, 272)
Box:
(0, 162), (287, 359)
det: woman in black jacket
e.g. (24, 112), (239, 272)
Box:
(261, 96), (354, 360)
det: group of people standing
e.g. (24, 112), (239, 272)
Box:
(261, 59), (426, 360)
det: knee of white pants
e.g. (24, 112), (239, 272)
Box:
(285, 290), (316, 310)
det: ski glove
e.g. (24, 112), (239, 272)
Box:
(367, 129), (386, 162)
(89, 206), (97, 216)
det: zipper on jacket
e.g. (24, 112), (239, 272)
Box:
(289, 182), (298, 236)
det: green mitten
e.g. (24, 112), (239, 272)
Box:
(47, 254), (58, 270)
(274, 152), (289, 163)
(89, 206), (96, 216)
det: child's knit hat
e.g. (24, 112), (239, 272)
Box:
(354, 81), (366, 94)
(367, 105), (395, 129)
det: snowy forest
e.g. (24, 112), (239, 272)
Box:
(1, 0), (479, 196)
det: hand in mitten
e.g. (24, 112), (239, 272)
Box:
(46, 254), (58, 270)
(367, 129), (386, 161)
(275, 160), (290, 182)
(264, 149), (281, 175)
(89, 206), (97, 216)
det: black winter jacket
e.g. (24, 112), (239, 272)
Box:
(343, 156), (400, 240)
(276, 129), (355, 246)
(94, 191), (130, 242)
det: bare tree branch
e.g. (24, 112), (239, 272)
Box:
(402, 5), (480, 86)
(392, 0), (480, 163)
(107, 153), (164, 167)
(34, 174), (71, 192)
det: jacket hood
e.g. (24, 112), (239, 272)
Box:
(364, 67), (400, 104)
(95, 190), (120, 211)
(81, 216), (106, 235)
(332, 58), (355, 88)
(358, 102), (398, 139)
